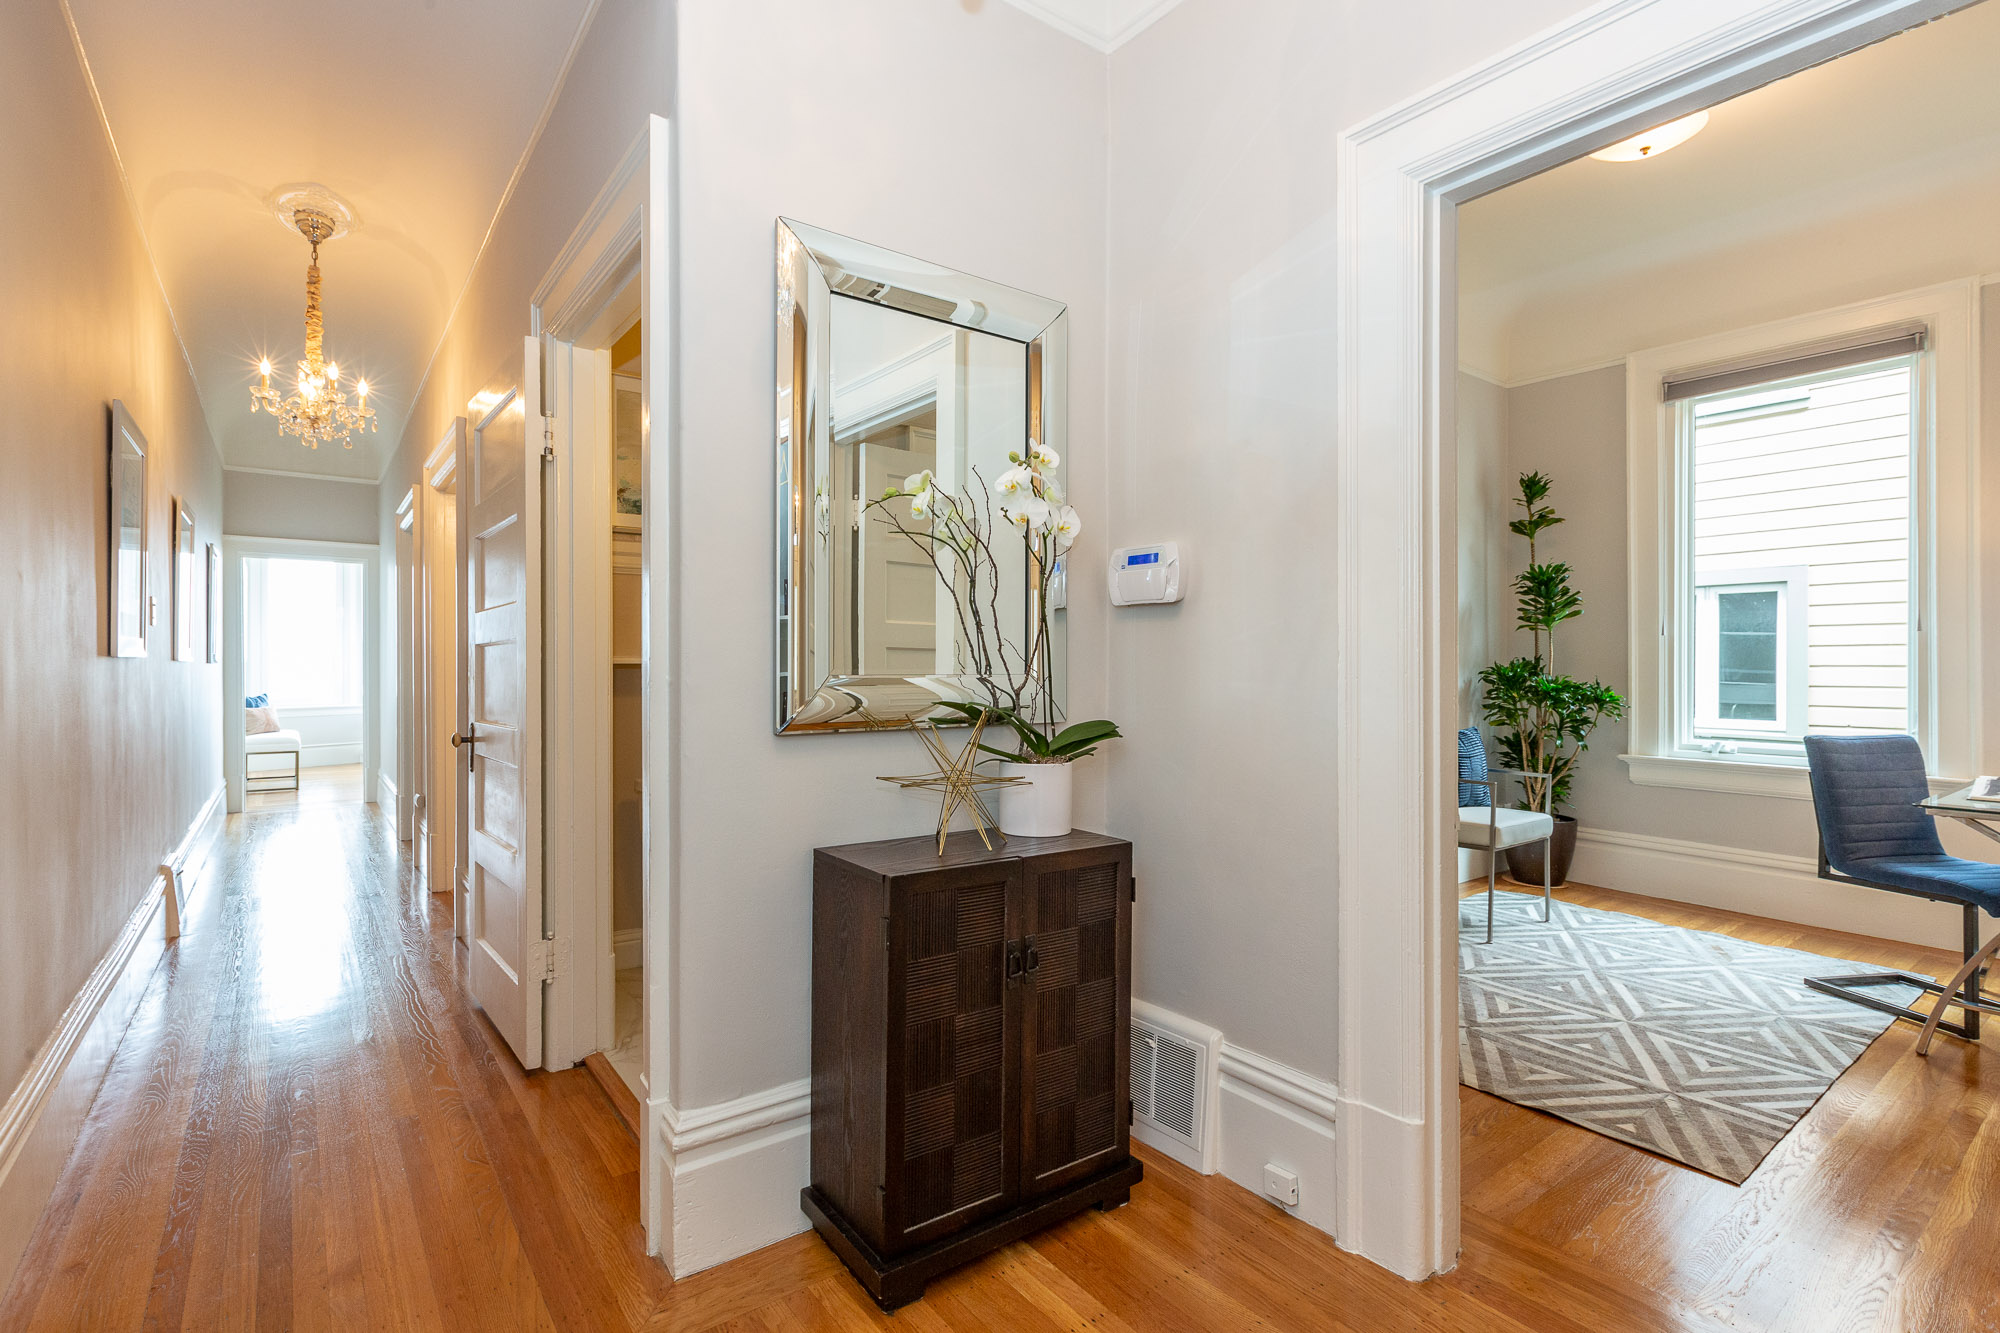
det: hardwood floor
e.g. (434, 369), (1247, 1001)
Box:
(4, 795), (1997, 1329)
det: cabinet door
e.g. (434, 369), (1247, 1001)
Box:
(882, 860), (1022, 1251)
(1020, 848), (1132, 1197)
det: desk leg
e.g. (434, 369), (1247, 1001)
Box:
(1965, 905), (1983, 1042)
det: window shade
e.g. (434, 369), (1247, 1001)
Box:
(1662, 324), (1926, 402)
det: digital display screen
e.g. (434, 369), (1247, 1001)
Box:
(1126, 552), (1160, 567)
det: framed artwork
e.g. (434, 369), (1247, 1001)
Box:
(613, 372), (642, 531)
(206, 543), (221, 663)
(108, 401), (148, 657)
(173, 497), (197, 662)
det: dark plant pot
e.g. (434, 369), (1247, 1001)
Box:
(1505, 814), (1578, 888)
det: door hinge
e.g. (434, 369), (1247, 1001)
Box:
(529, 934), (566, 981)
(541, 418), (555, 462)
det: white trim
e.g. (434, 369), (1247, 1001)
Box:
(532, 132), (648, 1086)
(1571, 825), (1984, 952)
(220, 463), (379, 486)
(1218, 1044), (1339, 1234)
(1220, 1044), (1340, 1126)
(0, 783), (224, 1293)
(613, 927), (642, 972)
(653, 1083), (812, 1278)
(1624, 279), (1981, 780)
(1620, 751), (1969, 800)
(378, 772), (398, 813)
(1337, 0), (1965, 1282)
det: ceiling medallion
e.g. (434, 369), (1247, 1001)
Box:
(250, 206), (375, 449)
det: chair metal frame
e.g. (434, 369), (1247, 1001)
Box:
(1459, 767), (1553, 945)
(1806, 785), (2000, 1049)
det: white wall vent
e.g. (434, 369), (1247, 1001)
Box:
(1130, 1000), (1222, 1173)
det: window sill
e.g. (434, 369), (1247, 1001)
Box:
(1621, 753), (1968, 802)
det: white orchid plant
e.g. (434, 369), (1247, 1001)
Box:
(869, 440), (1120, 765)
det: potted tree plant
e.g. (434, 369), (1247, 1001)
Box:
(1477, 472), (1624, 886)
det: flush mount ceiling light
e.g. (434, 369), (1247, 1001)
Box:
(1590, 110), (1710, 162)
(250, 204), (375, 449)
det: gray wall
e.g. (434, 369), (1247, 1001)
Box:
(0, 0), (223, 1106)
(224, 469), (379, 545)
(1101, 0), (1588, 1073)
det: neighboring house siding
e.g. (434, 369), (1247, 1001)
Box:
(1692, 361), (1913, 734)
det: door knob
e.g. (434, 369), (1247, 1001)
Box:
(450, 727), (476, 772)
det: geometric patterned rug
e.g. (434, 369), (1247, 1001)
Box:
(1459, 893), (1907, 1182)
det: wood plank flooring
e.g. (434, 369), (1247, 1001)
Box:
(3, 792), (1997, 1329)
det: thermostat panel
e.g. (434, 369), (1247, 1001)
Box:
(1109, 543), (1184, 606)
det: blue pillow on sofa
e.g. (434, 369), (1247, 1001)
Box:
(1458, 728), (1490, 808)
(245, 693), (268, 709)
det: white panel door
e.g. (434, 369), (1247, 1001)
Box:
(462, 338), (545, 1069)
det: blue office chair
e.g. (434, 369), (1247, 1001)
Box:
(1804, 734), (2000, 1052)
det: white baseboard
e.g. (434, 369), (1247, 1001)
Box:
(377, 773), (398, 817)
(1572, 826), (1973, 951)
(614, 928), (643, 973)
(0, 782), (225, 1294)
(1217, 1044), (1339, 1236)
(654, 1080), (813, 1278)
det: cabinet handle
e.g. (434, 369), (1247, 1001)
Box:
(1005, 943), (1025, 982)
(1024, 936), (1039, 978)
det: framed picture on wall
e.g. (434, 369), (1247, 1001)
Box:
(614, 372), (642, 531)
(173, 497), (197, 662)
(108, 401), (148, 658)
(206, 542), (221, 664)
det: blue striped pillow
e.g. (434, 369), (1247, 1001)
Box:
(245, 693), (269, 709)
(1458, 728), (1490, 807)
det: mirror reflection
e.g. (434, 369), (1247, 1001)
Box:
(817, 296), (1035, 681)
(776, 217), (1068, 733)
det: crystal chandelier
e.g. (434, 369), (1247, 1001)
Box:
(250, 207), (376, 449)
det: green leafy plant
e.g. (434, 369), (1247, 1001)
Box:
(934, 701), (1121, 763)
(1478, 472), (1625, 814)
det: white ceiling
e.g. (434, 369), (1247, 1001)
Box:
(66, 0), (598, 481)
(1459, 1), (2000, 383)
(996, 0), (1185, 52)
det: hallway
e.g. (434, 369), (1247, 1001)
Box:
(0, 798), (670, 1329)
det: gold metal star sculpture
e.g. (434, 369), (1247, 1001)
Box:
(877, 715), (1022, 856)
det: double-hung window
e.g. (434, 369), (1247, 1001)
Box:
(1624, 282), (1979, 794)
(1680, 355), (1916, 754)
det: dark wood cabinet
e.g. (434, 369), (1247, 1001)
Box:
(804, 829), (1143, 1310)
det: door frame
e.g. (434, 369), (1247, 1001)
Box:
(1333, 0), (1964, 1280)
(393, 487), (417, 840)
(412, 421), (468, 924)
(528, 117), (673, 1256)
(221, 534), (381, 812)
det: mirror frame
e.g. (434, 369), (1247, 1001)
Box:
(774, 217), (1069, 735)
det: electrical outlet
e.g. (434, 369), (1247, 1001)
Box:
(1262, 1163), (1299, 1208)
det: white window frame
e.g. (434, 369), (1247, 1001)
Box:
(1623, 280), (1980, 800)
(1690, 564), (1810, 748)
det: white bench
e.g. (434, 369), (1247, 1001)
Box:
(246, 728), (303, 792)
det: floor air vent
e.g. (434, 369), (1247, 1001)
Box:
(1131, 1008), (1212, 1155)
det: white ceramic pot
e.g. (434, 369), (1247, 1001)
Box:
(996, 761), (1073, 838)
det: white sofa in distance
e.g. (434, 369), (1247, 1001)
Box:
(246, 728), (303, 791)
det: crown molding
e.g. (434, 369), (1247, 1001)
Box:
(222, 463), (380, 486)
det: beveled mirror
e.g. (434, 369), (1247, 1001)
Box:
(775, 218), (1069, 733)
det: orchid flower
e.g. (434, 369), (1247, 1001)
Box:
(1052, 505), (1081, 553)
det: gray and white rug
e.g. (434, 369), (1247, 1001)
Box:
(1459, 893), (1910, 1182)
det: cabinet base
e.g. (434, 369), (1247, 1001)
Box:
(801, 1157), (1145, 1311)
